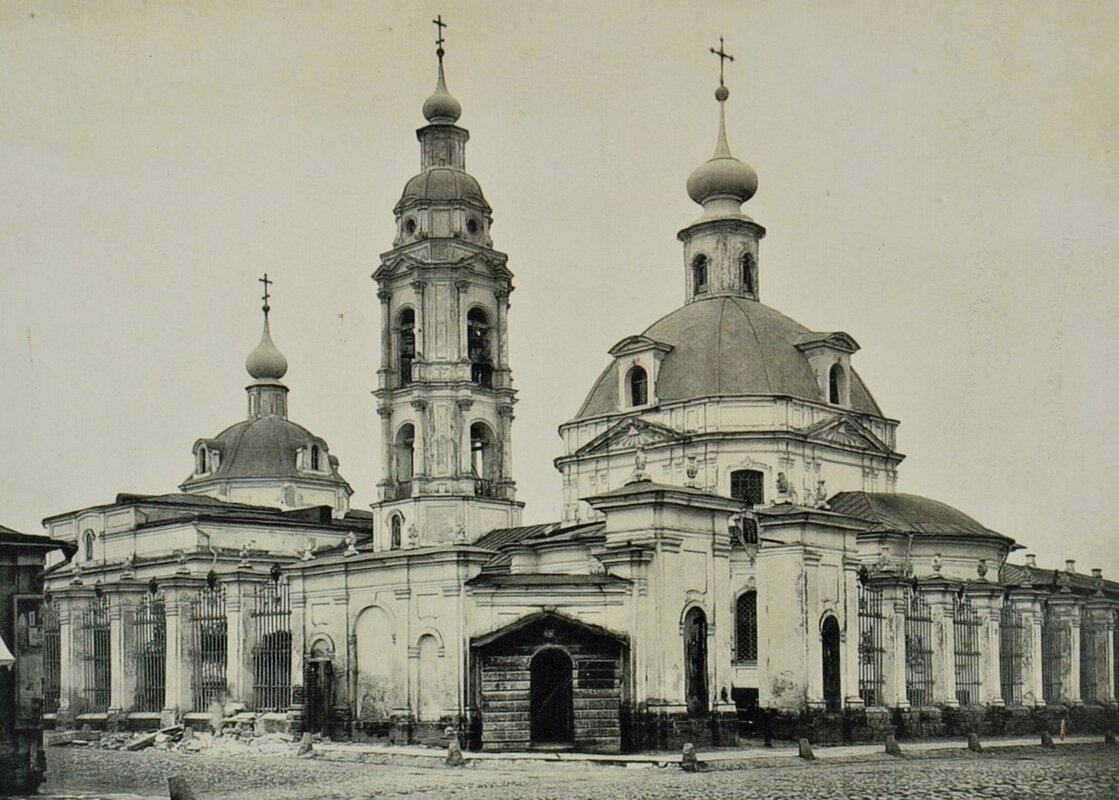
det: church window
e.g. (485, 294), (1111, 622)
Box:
(730, 469), (765, 508)
(466, 217), (479, 234)
(627, 366), (648, 407)
(467, 308), (493, 387)
(310, 445), (321, 471)
(741, 252), (756, 293)
(397, 309), (416, 386)
(394, 424), (415, 494)
(692, 255), (708, 295)
(471, 422), (498, 497)
(735, 592), (758, 662)
(405, 218), (417, 235)
(829, 364), (845, 405)
(389, 514), (402, 550)
(83, 530), (96, 562)
(197, 448), (207, 474)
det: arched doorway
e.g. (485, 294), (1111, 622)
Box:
(821, 616), (842, 712)
(684, 607), (709, 717)
(529, 648), (574, 746)
(305, 639), (335, 736)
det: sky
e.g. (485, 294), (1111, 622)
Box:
(1, 1), (1117, 577)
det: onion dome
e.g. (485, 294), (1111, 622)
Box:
(686, 85), (758, 210)
(245, 315), (288, 381)
(422, 55), (462, 125)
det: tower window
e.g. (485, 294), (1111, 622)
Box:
(397, 309), (416, 386)
(395, 424), (415, 487)
(470, 422), (498, 497)
(730, 469), (765, 508)
(405, 218), (417, 235)
(466, 218), (479, 234)
(467, 308), (493, 387)
(735, 591), (758, 662)
(310, 445), (321, 471)
(83, 530), (96, 562)
(741, 252), (756, 294)
(829, 364), (845, 405)
(627, 366), (648, 407)
(197, 448), (207, 474)
(692, 255), (708, 295)
(389, 514), (403, 550)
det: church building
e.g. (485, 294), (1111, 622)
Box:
(39, 28), (1118, 752)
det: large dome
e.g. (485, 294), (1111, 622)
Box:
(575, 295), (882, 419)
(398, 168), (489, 209)
(186, 416), (343, 483)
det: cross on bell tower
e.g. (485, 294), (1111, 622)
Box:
(710, 37), (734, 88)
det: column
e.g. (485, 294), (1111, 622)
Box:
(841, 559), (864, 709)
(1085, 598), (1116, 704)
(1047, 595), (1081, 704)
(498, 405), (515, 486)
(411, 281), (426, 359)
(411, 399), (428, 481)
(873, 578), (909, 709)
(225, 576), (252, 706)
(454, 281), (468, 362)
(162, 590), (184, 725)
(922, 580), (959, 707)
(1008, 588), (1046, 708)
(969, 587), (1004, 707)
(57, 598), (75, 725)
(377, 289), (392, 388)
(377, 406), (394, 500)
(494, 288), (509, 377)
(107, 594), (127, 721)
(804, 552), (824, 709)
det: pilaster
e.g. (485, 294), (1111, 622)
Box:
(870, 577), (910, 710)
(921, 579), (960, 708)
(967, 585), (1005, 708)
(1047, 594), (1083, 705)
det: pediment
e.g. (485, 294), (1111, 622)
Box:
(802, 415), (891, 454)
(575, 417), (686, 456)
(795, 331), (860, 354)
(608, 335), (674, 358)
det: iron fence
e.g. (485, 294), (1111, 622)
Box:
(857, 582), (885, 706)
(905, 588), (934, 707)
(1080, 616), (1099, 702)
(134, 592), (166, 712)
(191, 581), (228, 712)
(81, 594), (111, 713)
(999, 604), (1026, 705)
(42, 599), (61, 714)
(1041, 605), (1062, 704)
(953, 595), (982, 706)
(251, 577), (292, 712)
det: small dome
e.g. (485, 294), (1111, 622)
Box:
(183, 417), (346, 484)
(687, 156), (758, 206)
(398, 167), (489, 209)
(423, 61), (461, 124)
(245, 319), (288, 381)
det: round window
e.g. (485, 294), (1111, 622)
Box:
(405, 218), (417, 235)
(466, 218), (479, 235)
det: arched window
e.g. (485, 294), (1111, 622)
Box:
(470, 422), (498, 497)
(404, 218), (417, 236)
(467, 308), (493, 387)
(397, 309), (416, 386)
(692, 255), (708, 296)
(394, 424), (414, 497)
(627, 366), (648, 407)
(683, 607), (709, 717)
(829, 364), (845, 405)
(83, 530), (96, 562)
(822, 615), (842, 711)
(730, 469), (765, 508)
(741, 252), (756, 294)
(735, 592), (758, 662)
(389, 515), (402, 550)
(196, 448), (207, 474)
(310, 445), (321, 471)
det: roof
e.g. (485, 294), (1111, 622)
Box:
(398, 167), (489, 210)
(574, 295), (881, 419)
(828, 492), (1012, 542)
(473, 521), (606, 575)
(181, 415), (349, 488)
(1001, 563), (1119, 595)
(471, 610), (629, 649)
(0, 524), (74, 554)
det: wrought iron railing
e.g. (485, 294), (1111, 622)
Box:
(953, 595), (982, 706)
(905, 588), (934, 707)
(1080, 616), (1100, 702)
(858, 582), (885, 706)
(81, 594), (111, 713)
(191, 580), (228, 712)
(251, 577), (292, 712)
(999, 604), (1026, 705)
(42, 599), (61, 714)
(474, 478), (497, 498)
(1041, 605), (1062, 704)
(134, 592), (166, 712)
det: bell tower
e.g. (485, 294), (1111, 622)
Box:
(371, 19), (521, 550)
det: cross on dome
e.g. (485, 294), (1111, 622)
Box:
(423, 14), (462, 124)
(246, 274), (288, 381)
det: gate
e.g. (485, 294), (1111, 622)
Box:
(1040, 605), (1062, 704)
(953, 595), (982, 706)
(251, 575), (292, 712)
(905, 588), (934, 707)
(81, 594), (111, 713)
(134, 591), (166, 712)
(857, 582), (884, 706)
(43, 598), (61, 714)
(191, 579), (228, 712)
(999, 604), (1026, 705)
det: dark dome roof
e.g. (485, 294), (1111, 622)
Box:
(575, 295), (881, 419)
(828, 492), (1011, 541)
(398, 168), (489, 209)
(185, 416), (345, 484)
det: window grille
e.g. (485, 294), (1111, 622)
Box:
(251, 577), (292, 712)
(953, 595), (982, 706)
(1041, 605), (1062, 704)
(1080, 615), (1099, 703)
(191, 581), (228, 712)
(692, 256), (708, 295)
(735, 591), (758, 662)
(905, 588), (934, 707)
(134, 592), (166, 712)
(999, 604), (1026, 706)
(42, 599), (61, 714)
(628, 367), (648, 406)
(730, 469), (764, 508)
(397, 310), (415, 386)
(81, 594), (111, 713)
(858, 582), (885, 706)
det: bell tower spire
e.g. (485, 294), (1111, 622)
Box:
(370, 20), (521, 551)
(679, 38), (766, 303)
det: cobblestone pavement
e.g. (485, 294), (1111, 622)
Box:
(41, 744), (1119, 800)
